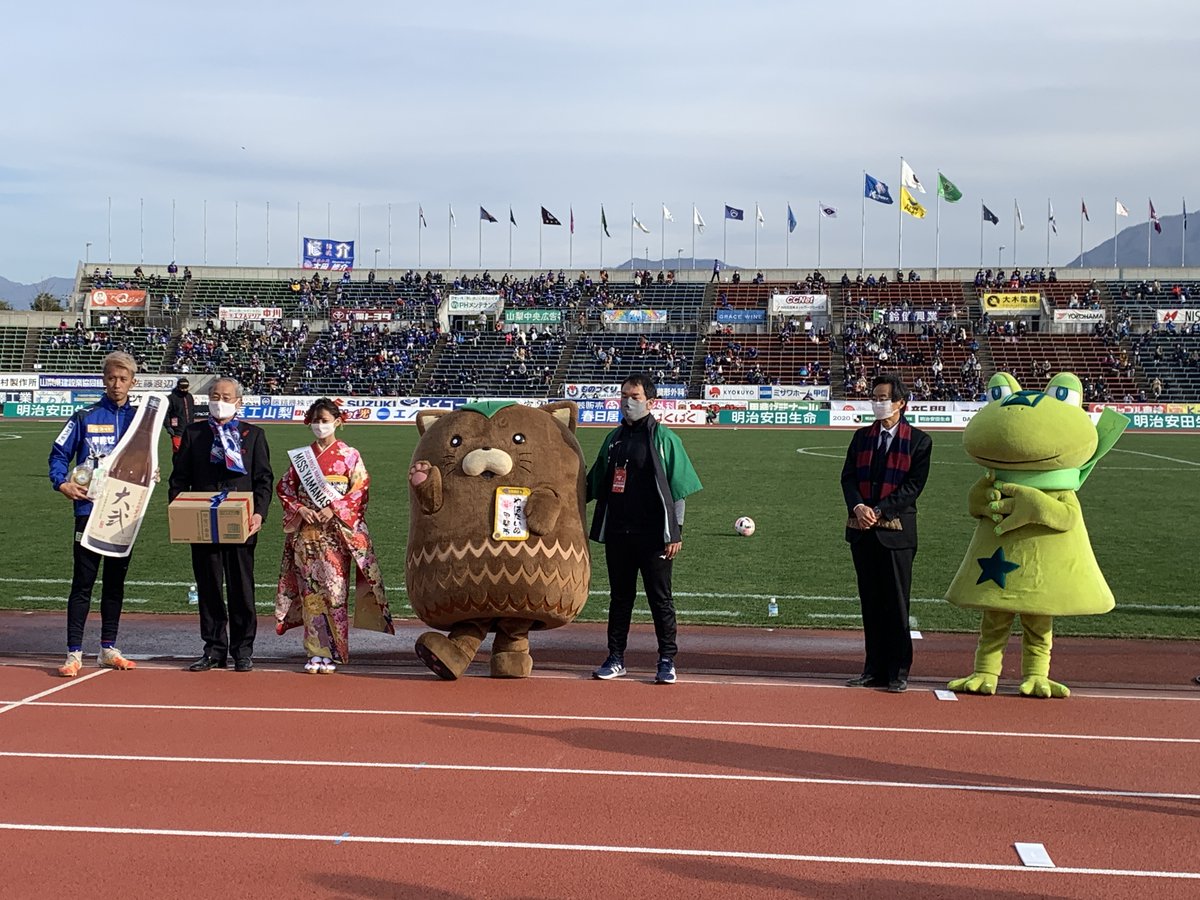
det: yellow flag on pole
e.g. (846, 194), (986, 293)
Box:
(901, 186), (927, 219)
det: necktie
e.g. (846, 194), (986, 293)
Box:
(870, 431), (890, 493)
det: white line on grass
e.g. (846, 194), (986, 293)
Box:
(1, 578), (1196, 613)
(10, 699), (1200, 743)
(15, 595), (150, 605)
(0, 669), (108, 716)
(0, 822), (1196, 880)
(796, 447), (1200, 471)
(2, 749), (1197, 802)
(1112, 448), (1200, 467)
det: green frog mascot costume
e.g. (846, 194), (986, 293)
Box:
(945, 372), (1129, 698)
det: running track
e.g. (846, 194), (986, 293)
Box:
(1, 661), (1198, 899)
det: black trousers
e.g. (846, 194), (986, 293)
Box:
(604, 532), (677, 659)
(67, 515), (131, 649)
(190, 543), (258, 660)
(850, 532), (914, 681)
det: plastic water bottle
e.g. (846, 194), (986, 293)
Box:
(767, 597), (779, 618)
(187, 584), (199, 606)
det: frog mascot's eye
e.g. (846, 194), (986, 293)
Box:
(986, 372), (1020, 403)
(1045, 374), (1083, 408)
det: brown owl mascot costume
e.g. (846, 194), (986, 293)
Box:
(407, 400), (590, 678)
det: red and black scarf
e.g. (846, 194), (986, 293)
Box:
(855, 417), (913, 503)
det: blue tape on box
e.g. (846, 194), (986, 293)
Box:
(208, 490), (229, 543)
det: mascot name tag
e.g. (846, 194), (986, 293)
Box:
(493, 486), (531, 541)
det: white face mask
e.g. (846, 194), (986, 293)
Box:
(621, 398), (650, 422)
(311, 421), (337, 439)
(871, 399), (895, 420)
(210, 399), (238, 421)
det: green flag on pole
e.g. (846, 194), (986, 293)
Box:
(937, 172), (963, 202)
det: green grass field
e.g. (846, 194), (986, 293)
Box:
(2, 420), (1197, 639)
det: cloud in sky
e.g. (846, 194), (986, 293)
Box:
(2, 0), (1197, 281)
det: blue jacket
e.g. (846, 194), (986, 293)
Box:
(48, 395), (138, 517)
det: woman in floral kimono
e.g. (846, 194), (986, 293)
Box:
(275, 399), (393, 673)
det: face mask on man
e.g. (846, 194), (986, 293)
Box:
(621, 399), (650, 422)
(311, 421), (337, 439)
(210, 400), (238, 421)
(871, 399), (895, 421)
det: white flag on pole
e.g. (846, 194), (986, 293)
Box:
(662, 204), (674, 222)
(756, 204), (765, 227)
(693, 206), (706, 234)
(1049, 201), (1057, 234)
(632, 208), (650, 234)
(901, 159), (926, 193)
(1115, 200), (1130, 217)
(1015, 201), (1025, 231)
(820, 203), (838, 218)
(449, 205), (456, 226)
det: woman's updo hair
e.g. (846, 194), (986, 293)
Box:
(304, 398), (343, 425)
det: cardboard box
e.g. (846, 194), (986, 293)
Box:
(168, 492), (254, 544)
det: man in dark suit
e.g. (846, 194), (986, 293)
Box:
(840, 373), (932, 693)
(169, 377), (273, 672)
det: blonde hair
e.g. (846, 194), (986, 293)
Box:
(102, 351), (138, 377)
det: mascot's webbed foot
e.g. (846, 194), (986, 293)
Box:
(415, 632), (475, 681)
(490, 650), (533, 679)
(948, 673), (998, 695)
(1019, 675), (1070, 699)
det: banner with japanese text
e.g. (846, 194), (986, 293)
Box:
(302, 237), (355, 270)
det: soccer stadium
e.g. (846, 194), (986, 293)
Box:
(4, 2), (1200, 895)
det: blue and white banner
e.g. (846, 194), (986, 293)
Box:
(657, 384), (689, 400)
(302, 237), (356, 271)
(715, 309), (766, 324)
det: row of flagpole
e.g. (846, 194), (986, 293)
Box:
(858, 161), (1190, 272)
(101, 193), (1190, 271)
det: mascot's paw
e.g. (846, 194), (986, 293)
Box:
(415, 632), (474, 681)
(947, 673), (998, 695)
(1019, 676), (1070, 699)
(490, 650), (533, 679)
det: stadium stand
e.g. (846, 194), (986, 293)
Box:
(23, 264), (1200, 405)
(425, 327), (565, 398)
(296, 321), (439, 397)
(39, 317), (171, 375)
(560, 332), (698, 386)
(840, 320), (985, 401)
(172, 321), (310, 394)
(0, 326), (32, 371)
(1133, 333), (1200, 401)
(703, 333), (832, 388)
(987, 333), (1137, 402)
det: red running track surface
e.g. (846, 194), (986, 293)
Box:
(1, 661), (1198, 899)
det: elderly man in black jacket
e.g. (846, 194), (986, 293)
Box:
(169, 377), (273, 672)
(840, 373), (932, 693)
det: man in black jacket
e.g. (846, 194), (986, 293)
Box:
(840, 374), (932, 693)
(169, 377), (273, 672)
(165, 377), (195, 454)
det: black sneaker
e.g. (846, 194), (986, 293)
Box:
(655, 657), (677, 684)
(593, 655), (627, 680)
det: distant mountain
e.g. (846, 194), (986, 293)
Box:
(0, 275), (75, 308)
(1067, 212), (1199, 268)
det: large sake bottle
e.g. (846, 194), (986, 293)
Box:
(82, 394), (165, 557)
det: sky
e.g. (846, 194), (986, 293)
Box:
(2, 0), (1197, 284)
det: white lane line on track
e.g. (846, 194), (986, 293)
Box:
(0, 669), (108, 716)
(7, 699), (1200, 743)
(0, 822), (1196, 880)
(2, 749), (1197, 802)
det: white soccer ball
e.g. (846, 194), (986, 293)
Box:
(734, 516), (756, 537)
